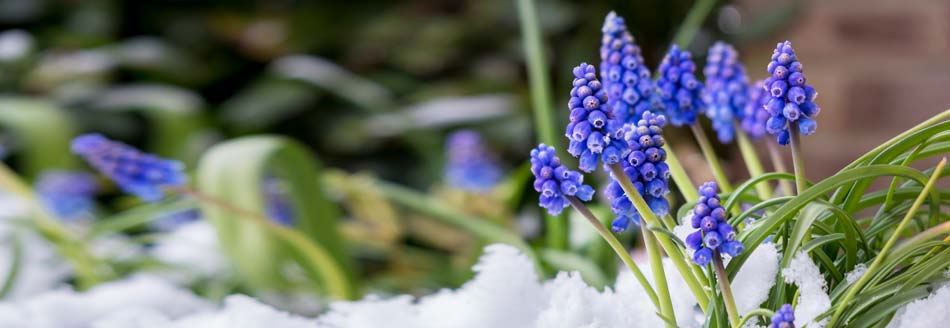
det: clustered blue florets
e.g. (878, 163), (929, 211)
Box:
(36, 170), (99, 219)
(770, 304), (795, 328)
(606, 111), (671, 232)
(71, 133), (186, 202)
(444, 130), (502, 192)
(530, 144), (595, 215)
(686, 182), (744, 265)
(600, 12), (662, 125)
(741, 79), (771, 140)
(764, 41), (820, 145)
(657, 45), (703, 127)
(702, 42), (749, 143)
(565, 62), (627, 173)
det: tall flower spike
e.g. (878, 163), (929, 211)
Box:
(606, 111), (671, 232)
(685, 181), (744, 265)
(565, 62), (628, 173)
(600, 11), (662, 125)
(741, 79), (771, 140)
(444, 130), (502, 192)
(36, 170), (99, 219)
(530, 144), (595, 215)
(764, 41), (820, 145)
(657, 45), (703, 127)
(71, 133), (186, 202)
(770, 304), (795, 328)
(702, 42), (749, 143)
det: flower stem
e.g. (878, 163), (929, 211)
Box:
(788, 123), (807, 195)
(767, 141), (795, 196)
(734, 122), (772, 199)
(690, 124), (733, 193)
(737, 309), (776, 328)
(565, 196), (660, 309)
(662, 143), (699, 202)
(671, 0), (717, 48)
(607, 163), (710, 312)
(642, 224), (676, 327)
(713, 251), (741, 327)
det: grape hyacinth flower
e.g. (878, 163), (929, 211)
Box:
(702, 42), (749, 143)
(36, 170), (99, 219)
(764, 41), (820, 145)
(741, 79), (771, 140)
(565, 62), (628, 173)
(263, 177), (294, 226)
(530, 144), (594, 215)
(600, 11), (662, 125)
(657, 45), (703, 127)
(444, 130), (502, 192)
(770, 304), (795, 328)
(685, 182), (744, 265)
(606, 111), (671, 232)
(71, 133), (186, 202)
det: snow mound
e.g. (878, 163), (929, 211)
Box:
(782, 252), (831, 328)
(887, 283), (950, 328)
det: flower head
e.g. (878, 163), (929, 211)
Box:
(71, 133), (186, 202)
(263, 177), (294, 226)
(764, 41), (820, 145)
(685, 182), (743, 265)
(565, 62), (628, 173)
(600, 12), (663, 125)
(702, 42), (749, 143)
(770, 304), (795, 328)
(530, 144), (595, 215)
(606, 111), (671, 232)
(741, 79), (771, 139)
(36, 170), (99, 219)
(444, 130), (502, 192)
(657, 45), (703, 127)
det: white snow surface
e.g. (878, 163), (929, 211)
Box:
(149, 219), (229, 283)
(782, 251), (831, 328)
(887, 283), (950, 328)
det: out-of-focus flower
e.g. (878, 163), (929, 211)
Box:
(444, 130), (502, 192)
(742, 79), (770, 140)
(702, 42), (749, 143)
(657, 45), (703, 127)
(565, 63), (628, 173)
(151, 209), (201, 232)
(263, 177), (294, 226)
(685, 182), (743, 265)
(71, 134), (185, 202)
(770, 304), (795, 328)
(606, 111), (671, 232)
(764, 41), (820, 145)
(35, 170), (99, 219)
(530, 144), (594, 215)
(600, 12), (662, 125)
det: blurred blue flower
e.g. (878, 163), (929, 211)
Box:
(657, 45), (703, 127)
(71, 133), (186, 202)
(36, 170), (99, 219)
(600, 11), (662, 125)
(686, 182), (743, 265)
(764, 41), (820, 145)
(606, 111), (671, 232)
(702, 42), (749, 143)
(263, 177), (294, 226)
(741, 79), (771, 140)
(530, 144), (594, 215)
(770, 304), (795, 328)
(565, 62), (628, 173)
(151, 208), (201, 231)
(444, 130), (502, 192)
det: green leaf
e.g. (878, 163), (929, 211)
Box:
(539, 249), (607, 288)
(0, 97), (79, 178)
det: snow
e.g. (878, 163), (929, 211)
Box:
(0, 193), (72, 300)
(733, 243), (780, 314)
(887, 283), (950, 328)
(782, 252), (831, 328)
(149, 220), (228, 283)
(845, 263), (868, 284)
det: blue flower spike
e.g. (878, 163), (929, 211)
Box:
(71, 133), (186, 202)
(530, 144), (595, 215)
(606, 111), (671, 233)
(702, 41), (749, 143)
(444, 130), (502, 192)
(686, 181), (744, 265)
(36, 170), (100, 219)
(741, 79), (771, 140)
(764, 41), (820, 145)
(657, 45), (704, 127)
(770, 304), (795, 328)
(565, 62), (628, 173)
(600, 11), (662, 125)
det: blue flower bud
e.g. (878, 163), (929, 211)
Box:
(445, 130), (503, 192)
(686, 231), (703, 250)
(769, 304), (795, 328)
(693, 247), (713, 266)
(704, 231), (722, 249)
(722, 240), (745, 257)
(658, 45), (703, 126)
(702, 42), (750, 143)
(689, 181), (743, 264)
(71, 134), (185, 202)
(766, 41), (820, 145)
(530, 144), (596, 215)
(566, 62), (628, 173)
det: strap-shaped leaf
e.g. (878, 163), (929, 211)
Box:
(0, 98), (78, 178)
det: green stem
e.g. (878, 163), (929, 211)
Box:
(566, 196), (660, 309)
(767, 140), (795, 196)
(738, 309), (776, 328)
(662, 143), (699, 202)
(671, 0), (718, 48)
(607, 163), (710, 312)
(642, 225), (676, 327)
(713, 251), (741, 327)
(516, 0), (567, 250)
(828, 158), (947, 326)
(734, 122), (772, 199)
(788, 123), (807, 195)
(691, 124), (733, 193)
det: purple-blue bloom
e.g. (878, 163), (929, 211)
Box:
(565, 62), (628, 173)
(530, 144), (594, 215)
(657, 45), (703, 127)
(770, 304), (795, 328)
(741, 79), (771, 140)
(71, 133), (186, 202)
(764, 41), (820, 145)
(151, 208), (201, 231)
(36, 170), (99, 219)
(702, 42), (749, 143)
(263, 177), (294, 226)
(686, 181), (743, 265)
(600, 11), (663, 125)
(444, 130), (502, 192)
(606, 111), (671, 233)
